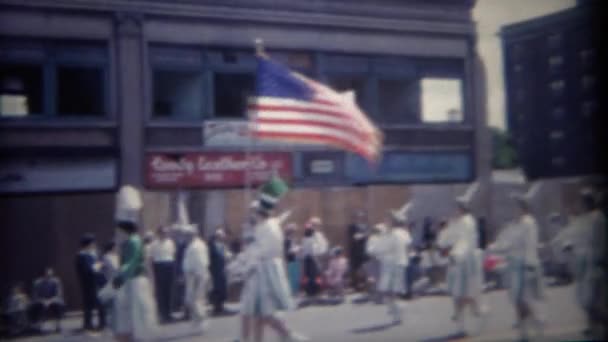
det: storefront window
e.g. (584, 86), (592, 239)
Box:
(326, 75), (368, 110)
(420, 78), (463, 123)
(57, 66), (104, 116)
(0, 63), (43, 117)
(153, 69), (204, 119)
(213, 72), (255, 118)
(377, 78), (418, 124)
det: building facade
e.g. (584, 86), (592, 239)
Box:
(501, 1), (605, 180)
(0, 0), (489, 308)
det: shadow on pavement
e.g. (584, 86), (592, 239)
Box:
(418, 331), (467, 342)
(350, 321), (400, 334)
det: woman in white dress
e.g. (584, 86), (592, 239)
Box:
(181, 224), (210, 333)
(573, 189), (606, 338)
(488, 194), (544, 342)
(237, 203), (307, 342)
(111, 221), (158, 342)
(375, 208), (413, 324)
(437, 201), (484, 333)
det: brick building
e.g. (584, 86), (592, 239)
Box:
(0, 0), (490, 308)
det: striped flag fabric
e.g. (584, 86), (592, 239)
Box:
(248, 57), (383, 164)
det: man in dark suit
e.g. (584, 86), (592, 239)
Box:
(75, 233), (105, 332)
(347, 210), (369, 291)
(208, 228), (230, 315)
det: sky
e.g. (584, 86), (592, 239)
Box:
(472, 0), (576, 130)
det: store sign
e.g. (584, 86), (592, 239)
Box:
(295, 151), (345, 185)
(204, 120), (250, 146)
(145, 151), (292, 189)
(0, 157), (117, 193)
(204, 120), (298, 147)
(346, 151), (472, 184)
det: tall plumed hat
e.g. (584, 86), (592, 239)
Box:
(252, 175), (289, 212)
(115, 185), (143, 223)
(390, 201), (413, 224)
(510, 182), (542, 207)
(455, 182), (480, 210)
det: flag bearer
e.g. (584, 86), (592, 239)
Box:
(237, 176), (307, 342)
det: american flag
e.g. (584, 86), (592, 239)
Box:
(248, 57), (383, 163)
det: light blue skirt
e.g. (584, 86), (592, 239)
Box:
(241, 259), (294, 317)
(378, 263), (406, 294)
(448, 250), (483, 299)
(507, 259), (543, 304)
(287, 261), (301, 295)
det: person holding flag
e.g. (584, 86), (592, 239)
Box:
(237, 176), (307, 342)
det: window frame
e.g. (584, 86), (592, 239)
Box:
(0, 40), (109, 121)
(151, 65), (207, 121)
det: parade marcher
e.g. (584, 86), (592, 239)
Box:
(364, 223), (389, 303)
(347, 210), (370, 291)
(374, 201), (413, 324)
(111, 185), (157, 342)
(182, 224), (210, 334)
(149, 227), (176, 323)
(75, 233), (105, 333)
(237, 176), (308, 342)
(301, 217), (328, 301)
(234, 227), (258, 342)
(209, 227), (231, 316)
(284, 223), (302, 296)
(573, 188), (606, 338)
(29, 268), (65, 333)
(437, 183), (485, 335)
(488, 186), (544, 342)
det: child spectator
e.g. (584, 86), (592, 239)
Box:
(3, 283), (30, 336)
(325, 246), (348, 302)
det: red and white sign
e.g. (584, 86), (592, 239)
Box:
(145, 151), (292, 189)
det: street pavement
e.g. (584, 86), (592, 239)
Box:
(14, 285), (588, 342)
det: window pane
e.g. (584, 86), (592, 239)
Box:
(377, 79), (419, 124)
(213, 73), (254, 118)
(153, 70), (203, 119)
(57, 66), (104, 116)
(0, 64), (43, 117)
(421, 78), (463, 123)
(326, 75), (370, 115)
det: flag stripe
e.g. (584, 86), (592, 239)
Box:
(251, 57), (382, 163)
(252, 122), (376, 157)
(253, 131), (371, 158)
(252, 116), (373, 143)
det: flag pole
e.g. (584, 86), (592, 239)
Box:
(245, 38), (264, 222)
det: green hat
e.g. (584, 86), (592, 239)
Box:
(256, 175), (289, 211)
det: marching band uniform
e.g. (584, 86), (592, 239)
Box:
(237, 176), (307, 342)
(489, 211), (544, 339)
(437, 183), (485, 335)
(240, 215), (294, 317)
(376, 224), (412, 323)
(182, 225), (210, 332)
(573, 190), (606, 337)
(365, 224), (388, 300)
(444, 213), (483, 302)
(113, 227), (158, 340)
(111, 186), (157, 341)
